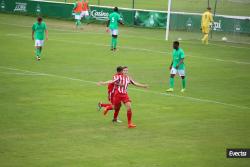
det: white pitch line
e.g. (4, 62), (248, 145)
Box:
(0, 66), (249, 110)
(1, 21), (250, 49)
(0, 72), (47, 76)
(5, 33), (250, 65)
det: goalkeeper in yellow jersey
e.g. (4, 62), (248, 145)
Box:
(201, 7), (213, 44)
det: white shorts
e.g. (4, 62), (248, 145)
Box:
(170, 67), (185, 76)
(35, 40), (44, 47)
(81, 11), (89, 17)
(110, 29), (118, 35)
(75, 14), (81, 20)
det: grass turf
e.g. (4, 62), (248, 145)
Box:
(52, 0), (250, 16)
(0, 13), (250, 167)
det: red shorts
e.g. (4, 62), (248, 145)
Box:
(113, 92), (131, 106)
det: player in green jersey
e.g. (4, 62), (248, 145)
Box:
(32, 17), (48, 61)
(166, 41), (186, 92)
(106, 7), (124, 51)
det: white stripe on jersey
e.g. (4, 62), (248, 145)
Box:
(118, 75), (131, 94)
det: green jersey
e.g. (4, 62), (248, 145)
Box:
(172, 48), (185, 69)
(32, 21), (47, 40)
(109, 12), (122, 30)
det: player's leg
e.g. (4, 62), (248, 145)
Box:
(111, 29), (118, 51)
(201, 26), (206, 43)
(204, 30), (209, 44)
(166, 68), (177, 92)
(178, 69), (186, 92)
(35, 40), (43, 60)
(75, 14), (81, 29)
(39, 46), (43, 57)
(124, 102), (136, 128)
(103, 105), (114, 116)
(202, 27), (209, 44)
(113, 103), (121, 122)
(112, 93), (121, 122)
(122, 94), (135, 128)
(83, 11), (90, 23)
(85, 11), (90, 23)
(35, 46), (40, 60)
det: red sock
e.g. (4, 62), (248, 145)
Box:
(100, 103), (111, 107)
(106, 104), (113, 111)
(127, 109), (132, 124)
(113, 104), (121, 121)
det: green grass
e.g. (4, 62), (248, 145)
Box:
(0, 13), (250, 167)
(52, 0), (250, 16)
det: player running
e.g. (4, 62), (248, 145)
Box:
(32, 17), (48, 61)
(166, 41), (186, 93)
(201, 7), (213, 44)
(97, 66), (123, 116)
(73, 0), (83, 29)
(98, 66), (148, 128)
(106, 7), (124, 51)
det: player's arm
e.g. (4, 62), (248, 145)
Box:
(98, 76), (119, 86)
(106, 19), (110, 32)
(201, 13), (206, 28)
(97, 80), (114, 86)
(130, 78), (148, 88)
(45, 24), (48, 40)
(131, 80), (148, 89)
(32, 24), (35, 40)
(45, 29), (48, 40)
(209, 13), (214, 28)
(169, 61), (173, 70)
(32, 30), (35, 40)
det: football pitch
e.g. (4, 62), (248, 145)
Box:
(0, 13), (250, 166)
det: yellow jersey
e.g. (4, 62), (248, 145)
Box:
(201, 11), (213, 27)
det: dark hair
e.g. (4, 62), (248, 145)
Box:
(207, 7), (211, 10)
(116, 66), (123, 72)
(114, 7), (118, 12)
(123, 66), (128, 69)
(37, 17), (42, 22)
(173, 41), (179, 46)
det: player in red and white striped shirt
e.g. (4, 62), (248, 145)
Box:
(98, 66), (148, 128)
(97, 67), (123, 116)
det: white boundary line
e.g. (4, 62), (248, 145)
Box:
(1, 21), (250, 49)
(5, 33), (250, 65)
(0, 66), (249, 110)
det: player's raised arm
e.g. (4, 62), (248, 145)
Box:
(130, 79), (148, 89)
(97, 80), (115, 86)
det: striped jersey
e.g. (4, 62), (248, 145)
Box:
(113, 74), (134, 94)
